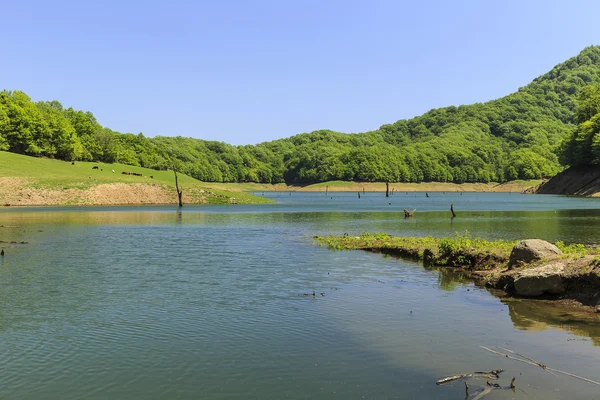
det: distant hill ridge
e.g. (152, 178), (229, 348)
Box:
(1, 46), (600, 185)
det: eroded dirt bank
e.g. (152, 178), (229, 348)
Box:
(535, 165), (600, 196)
(0, 178), (211, 206)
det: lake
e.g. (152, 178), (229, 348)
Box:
(1, 192), (600, 399)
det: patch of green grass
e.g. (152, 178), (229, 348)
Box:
(314, 232), (438, 255)
(554, 241), (596, 257)
(315, 232), (599, 262)
(438, 231), (516, 257)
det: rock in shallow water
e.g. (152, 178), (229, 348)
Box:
(514, 261), (566, 296)
(509, 239), (562, 266)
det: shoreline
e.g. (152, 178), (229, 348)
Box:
(200, 179), (543, 194)
(315, 233), (600, 314)
(0, 177), (543, 207)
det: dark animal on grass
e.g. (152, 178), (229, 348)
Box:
(92, 166), (99, 170)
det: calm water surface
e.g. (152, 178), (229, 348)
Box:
(1, 193), (600, 399)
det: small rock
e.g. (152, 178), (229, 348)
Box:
(514, 261), (565, 296)
(509, 239), (562, 266)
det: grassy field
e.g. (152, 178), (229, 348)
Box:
(0, 151), (205, 188)
(0, 152), (272, 205)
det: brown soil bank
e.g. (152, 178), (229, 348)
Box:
(535, 165), (600, 196)
(203, 180), (541, 193)
(316, 234), (600, 313)
(0, 178), (217, 206)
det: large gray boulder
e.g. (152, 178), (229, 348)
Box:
(509, 239), (562, 266)
(514, 262), (565, 296)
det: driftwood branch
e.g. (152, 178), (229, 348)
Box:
(436, 373), (472, 385)
(437, 368), (516, 400)
(480, 346), (600, 387)
(436, 370), (502, 385)
(404, 208), (416, 218)
(495, 346), (549, 370)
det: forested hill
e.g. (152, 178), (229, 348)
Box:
(1, 46), (600, 185)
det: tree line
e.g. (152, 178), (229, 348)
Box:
(2, 46), (600, 184)
(559, 82), (600, 166)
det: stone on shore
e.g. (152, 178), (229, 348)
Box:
(514, 261), (566, 296)
(509, 239), (562, 266)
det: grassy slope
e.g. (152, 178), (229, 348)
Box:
(0, 151), (272, 205)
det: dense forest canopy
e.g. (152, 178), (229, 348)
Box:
(559, 82), (600, 166)
(2, 46), (600, 184)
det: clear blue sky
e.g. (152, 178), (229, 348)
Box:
(3, 0), (600, 145)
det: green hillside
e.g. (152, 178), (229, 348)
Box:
(0, 151), (271, 204)
(559, 82), (600, 166)
(1, 46), (600, 184)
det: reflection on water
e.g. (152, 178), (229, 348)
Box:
(434, 267), (600, 345)
(1, 193), (600, 400)
(503, 298), (600, 346)
(435, 268), (474, 292)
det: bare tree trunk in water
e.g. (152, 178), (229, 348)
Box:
(174, 169), (183, 207)
(386, 182), (389, 198)
(451, 203), (456, 218)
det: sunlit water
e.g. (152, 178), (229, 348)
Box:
(1, 193), (600, 399)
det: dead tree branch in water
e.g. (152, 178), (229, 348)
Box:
(495, 346), (549, 370)
(437, 370), (502, 385)
(480, 346), (600, 387)
(386, 182), (389, 198)
(438, 368), (516, 400)
(173, 168), (183, 207)
(404, 208), (416, 218)
(451, 203), (456, 218)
